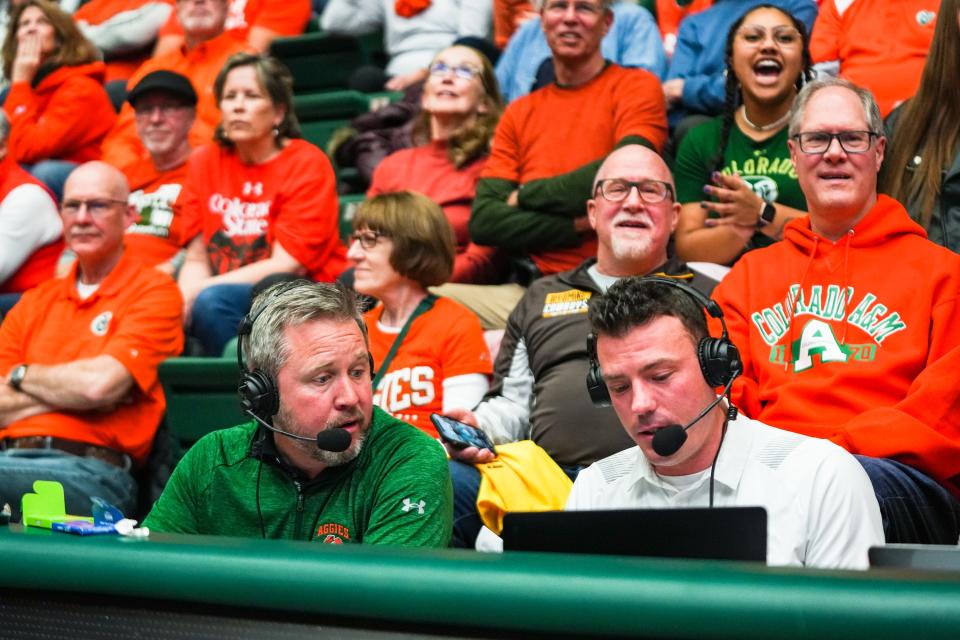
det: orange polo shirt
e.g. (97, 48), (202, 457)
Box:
(0, 252), (184, 463)
(101, 32), (250, 173)
(811, 0), (938, 116)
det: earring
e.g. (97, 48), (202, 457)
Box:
(273, 125), (280, 138)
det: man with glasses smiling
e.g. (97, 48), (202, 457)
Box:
(444, 145), (716, 547)
(713, 77), (960, 544)
(0, 161), (183, 523)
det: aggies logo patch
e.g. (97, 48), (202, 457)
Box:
(90, 312), (113, 336)
(316, 523), (351, 544)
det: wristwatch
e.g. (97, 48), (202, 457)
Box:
(757, 202), (777, 228)
(8, 364), (28, 391)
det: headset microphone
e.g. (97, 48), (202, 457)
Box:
(651, 379), (738, 457)
(245, 410), (353, 453)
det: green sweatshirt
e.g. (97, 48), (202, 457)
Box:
(144, 407), (452, 547)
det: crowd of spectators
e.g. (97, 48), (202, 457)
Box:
(2, 0), (960, 565)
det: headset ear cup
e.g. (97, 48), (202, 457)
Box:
(368, 353), (376, 380)
(698, 337), (741, 387)
(584, 333), (611, 407)
(586, 362), (611, 408)
(239, 370), (280, 418)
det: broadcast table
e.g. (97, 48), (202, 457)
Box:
(2, 526), (959, 639)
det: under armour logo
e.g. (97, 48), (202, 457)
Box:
(401, 498), (425, 514)
(242, 181), (263, 197)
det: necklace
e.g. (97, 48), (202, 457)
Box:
(740, 105), (790, 132)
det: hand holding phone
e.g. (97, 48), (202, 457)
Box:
(431, 413), (496, 456)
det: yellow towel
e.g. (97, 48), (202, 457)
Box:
(475, 440), (573, 534)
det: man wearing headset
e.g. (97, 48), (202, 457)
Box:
(144, 281), (452, 546)
(572, 276), (883, 569)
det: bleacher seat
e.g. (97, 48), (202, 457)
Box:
(158, 357), (246, 463)
(268, 31), (386, 94)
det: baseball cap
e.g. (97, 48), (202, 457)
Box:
(127, 70), (198, 108)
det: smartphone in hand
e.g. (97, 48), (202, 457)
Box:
(430, 413), (496, 454)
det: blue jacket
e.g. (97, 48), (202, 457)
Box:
(495, 2), (667, 104)
(667, 0), (818, 122)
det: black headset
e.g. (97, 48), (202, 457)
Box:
(236, 287), (376, 422)
(237, 301), (281, 421)
(585, 277), (742, 407)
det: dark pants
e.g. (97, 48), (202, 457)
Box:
(856, 455), (960, 544)
(450, 460), (483, 548)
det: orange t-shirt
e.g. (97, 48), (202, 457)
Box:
(101, 32), (250, 173)
(810, 0), (938, 117)
(482, 64), (667, 275)
(0, 252), (184, 463)
(123, 156), (190, 267)
(178, 140), (348, 281)
(366, 297), (492, 437)
(158, 0), (311, 41)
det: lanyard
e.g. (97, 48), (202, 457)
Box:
(371, 294), (437, 390)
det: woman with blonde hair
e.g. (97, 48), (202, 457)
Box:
(347, 191), (492, 437)
(368, 44), (504, 284)
(2, 0), (115, 199)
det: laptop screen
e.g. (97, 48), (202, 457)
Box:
(502, 507), (767, 562)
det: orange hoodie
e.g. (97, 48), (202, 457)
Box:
(713, 195), (960, 496)
(3, 61), (115, 165)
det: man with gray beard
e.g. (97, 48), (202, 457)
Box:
(443, 145), (717, 547)
(144, 280), (452, 546)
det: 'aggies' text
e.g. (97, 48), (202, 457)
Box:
(374, 366), (435, 425)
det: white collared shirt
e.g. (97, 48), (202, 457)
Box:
(566, 413), (884, 569)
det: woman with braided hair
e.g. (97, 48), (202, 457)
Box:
(673, 4), (812, 266)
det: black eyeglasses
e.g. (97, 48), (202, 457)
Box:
(348, 230), (386, 250)
(594, 178), (674, 203)
(792, 130), (878, 154)
(428, 61), (481, 81)
(61, 198), (128, 217)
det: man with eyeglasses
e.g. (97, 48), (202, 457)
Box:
(122, 70), (197, 277)
(454, 0), (668, 330)
(495, 0), (666, 103)
(444, 145), (715, 547)
(0, 161), (184, 523)
(712, 77), (960, 544)
(102, 0), (249, 172)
